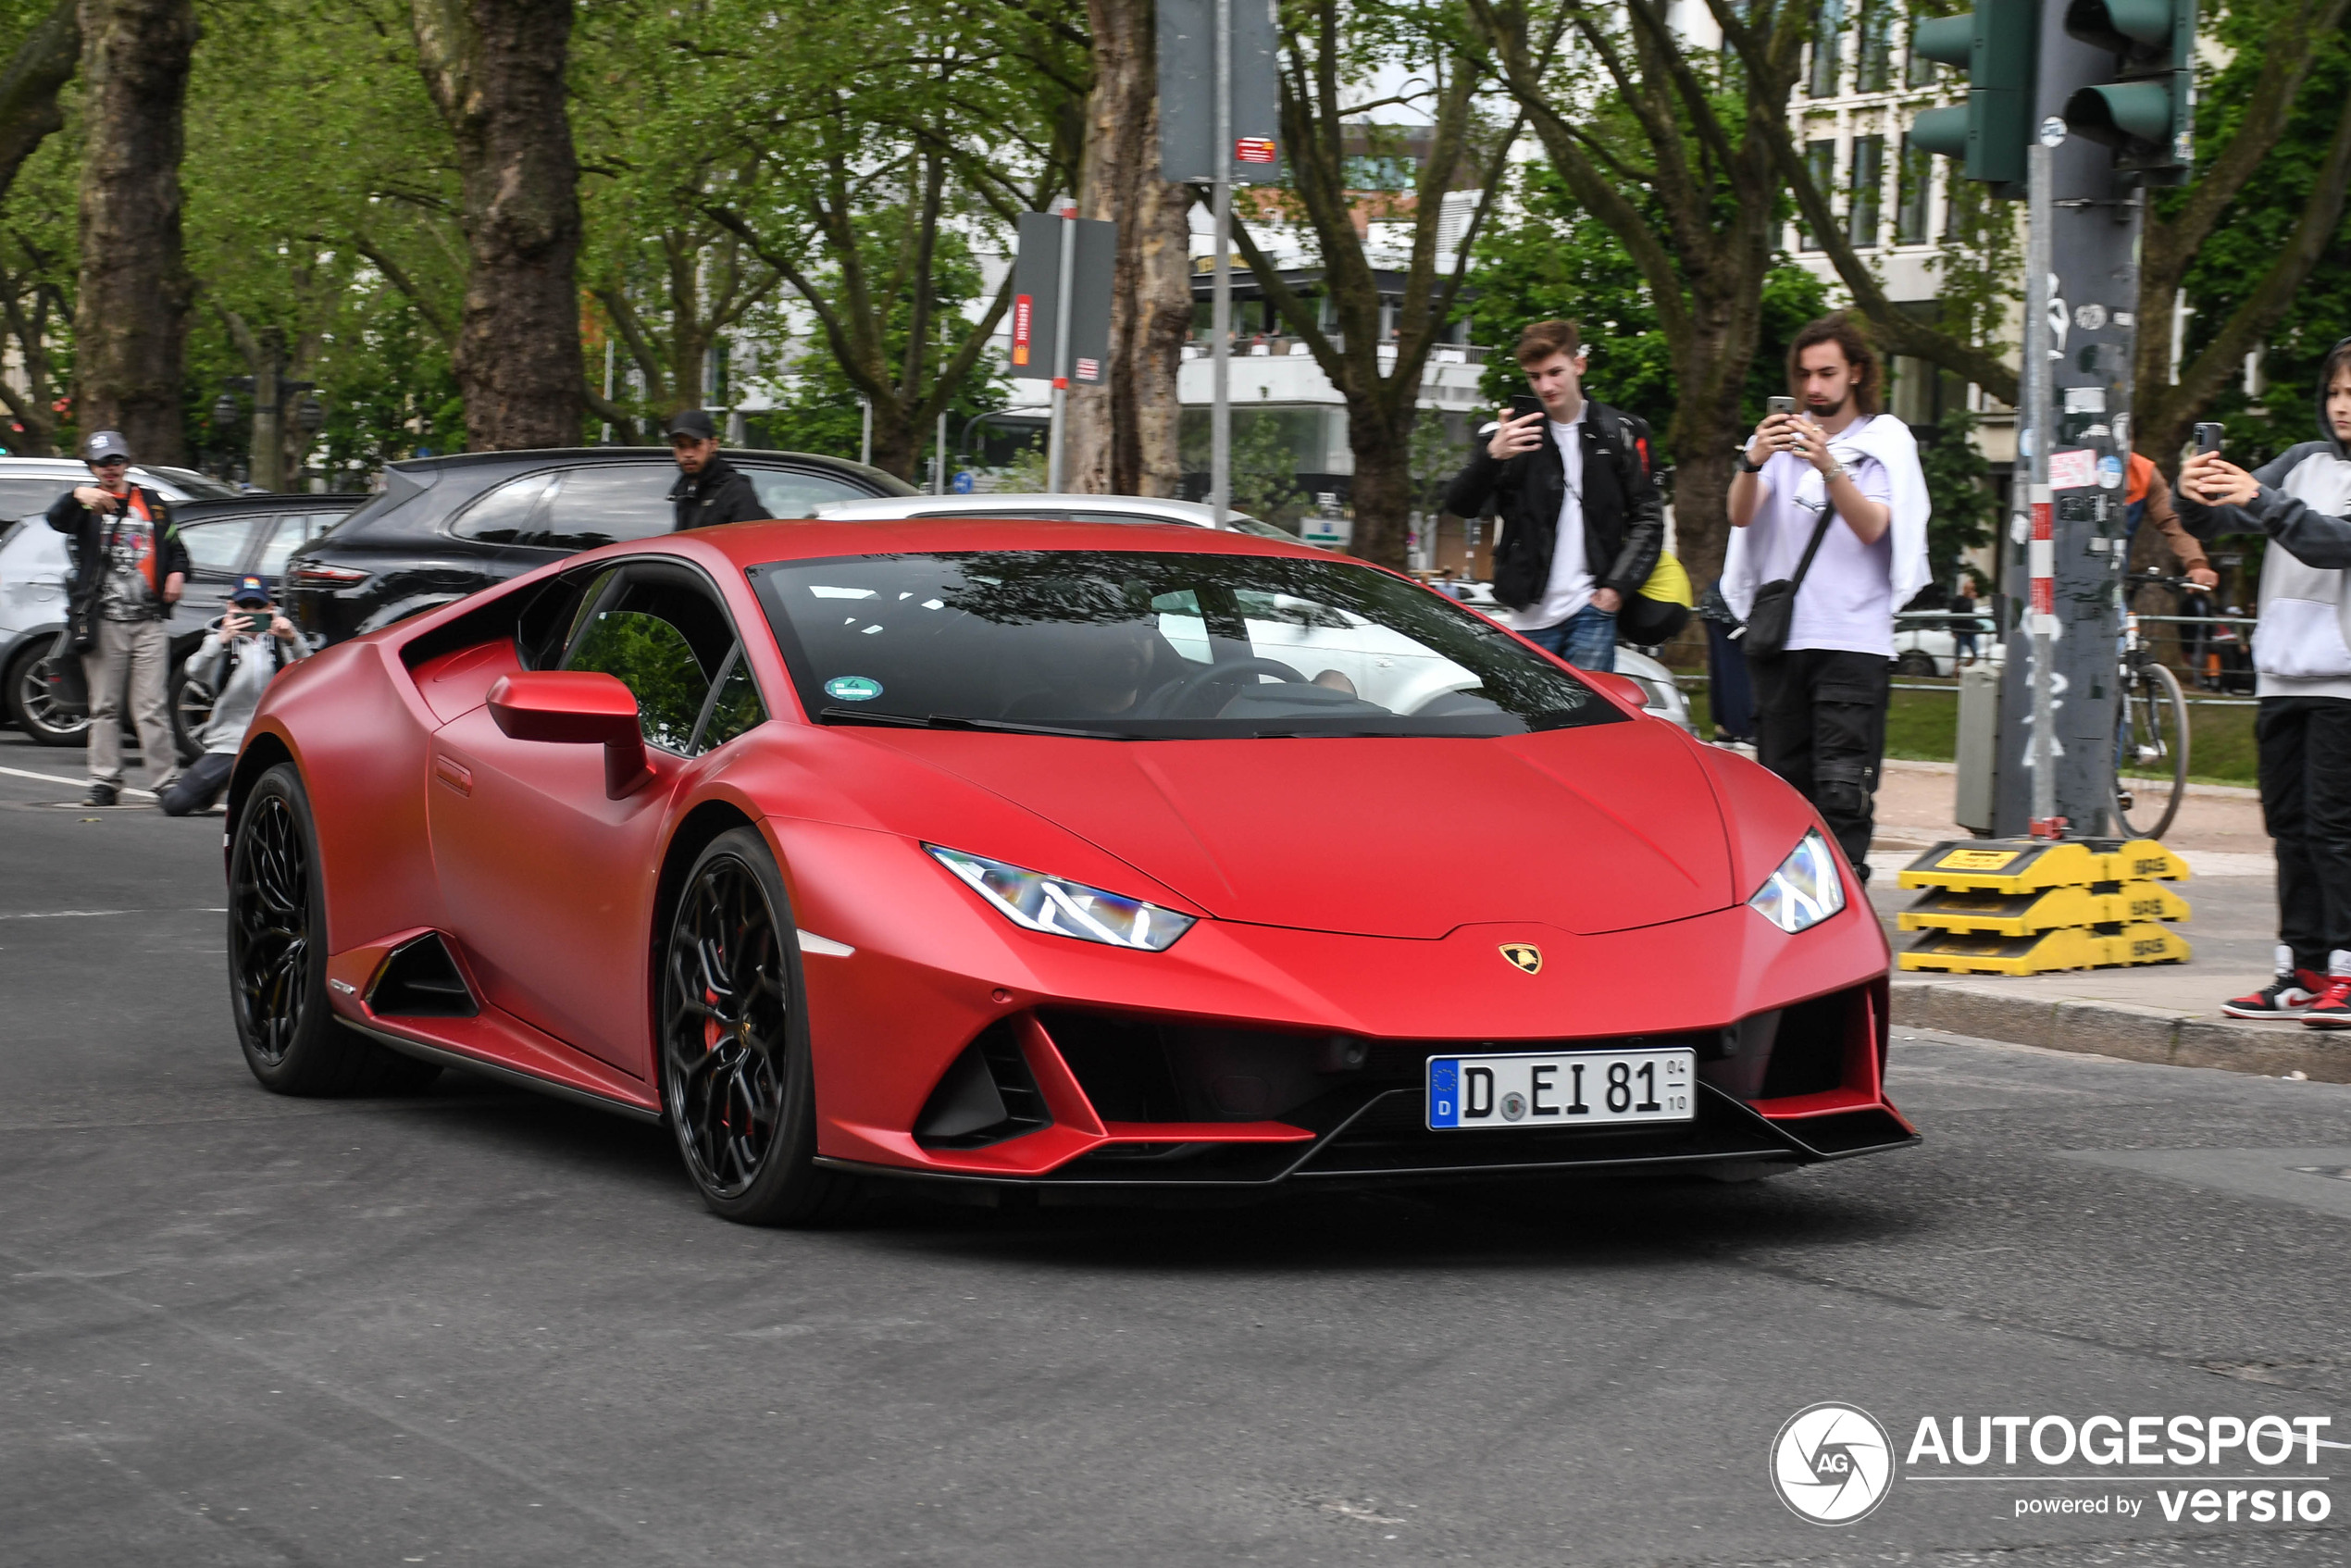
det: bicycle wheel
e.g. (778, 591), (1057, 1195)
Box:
(2112, 661), (2189, 840)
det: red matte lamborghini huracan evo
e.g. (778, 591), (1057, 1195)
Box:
(223, 518), (1914, 1224)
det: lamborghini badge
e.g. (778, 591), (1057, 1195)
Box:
(1499, 943), (1542, 975)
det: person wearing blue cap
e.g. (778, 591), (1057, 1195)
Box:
(156, 574), (308, 816)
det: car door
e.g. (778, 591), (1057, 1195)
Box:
(427, 560), (767, 1076)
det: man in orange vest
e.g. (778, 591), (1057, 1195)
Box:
(45, 430), (189, 805)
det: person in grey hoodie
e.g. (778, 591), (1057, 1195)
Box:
(2178, 337), (2351, 1028)
(157, 574), (309, 817)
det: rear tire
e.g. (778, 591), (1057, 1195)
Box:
(1893, 650), (1938, 679)
(2111, 662), (2189, 840)
(168, 662), (213, 765)
(658, 827), (855, 1226)
(229, 763), (441, 1096)
(5, 633), (92, 745)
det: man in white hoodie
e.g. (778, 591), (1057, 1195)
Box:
(2179, 338), (2351, 1028)
(1723, 314), (1933, 879)
(157, 574), (308, 816)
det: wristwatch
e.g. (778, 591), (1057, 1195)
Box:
(1735, 445), (1767, 474)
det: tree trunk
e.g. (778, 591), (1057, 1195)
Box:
(0, 0), (79, 204)
(1065, 0), (1192, 496)
(1345, 395), (1415, 566)
(74, 0), (193, 462)
(411, 0), (584, 451)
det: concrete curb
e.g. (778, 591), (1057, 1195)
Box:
(1890, 977), (2351, 1083)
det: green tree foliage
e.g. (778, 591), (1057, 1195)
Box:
(2175, 19), (2351, 472)
(1464, 164), (1828, 462)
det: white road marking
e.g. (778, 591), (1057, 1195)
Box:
(0, 763), (155, 798)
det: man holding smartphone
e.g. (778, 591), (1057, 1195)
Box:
(1722, 314), (1931, 879)
(44, 429), (188, 806)
(1442, 318), (1662, 672)
(2178, 338), (2351, 1027)
(157, 575), (309, 816)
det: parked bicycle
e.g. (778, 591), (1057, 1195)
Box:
(2113, 570), (2194, 839)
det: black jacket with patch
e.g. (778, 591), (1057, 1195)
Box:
(1441, 400), (1663, 615)
(669, 456), (766, 532)
(46, 483), (188, 625)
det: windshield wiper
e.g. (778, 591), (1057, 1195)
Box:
(818, 706), (1126, 740)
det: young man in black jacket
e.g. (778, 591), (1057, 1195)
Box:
(1441, 319), (1663, 673)
(667, 409), (768, 531)
(46, 429), (189, 805)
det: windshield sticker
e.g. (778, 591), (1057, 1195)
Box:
(809, 585), (877, 599)
(824, 676), (884, 702)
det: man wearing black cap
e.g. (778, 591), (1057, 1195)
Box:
(667, 409), (766, 532)
(158, 574), (308, 816)
(46, 429), (187, 805)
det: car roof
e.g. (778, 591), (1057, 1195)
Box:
(175, 493), (364, 522)
(383, 445), (917, 495)
(817, 492), (1231, 523)
(603, 516), (1343, 571)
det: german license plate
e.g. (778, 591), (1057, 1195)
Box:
(1425, 1049), (1695, 1130)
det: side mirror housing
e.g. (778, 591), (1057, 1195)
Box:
(486, 671), (653, 799)
(1586, 671), (1651, 711)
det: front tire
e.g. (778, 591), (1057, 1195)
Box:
(229, 763), (440, 1095)
(658, 827), (852, 1226)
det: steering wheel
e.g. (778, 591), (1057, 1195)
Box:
(1137, 656), (1307, 718)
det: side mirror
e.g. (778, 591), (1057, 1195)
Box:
(1586, 671), (1651, 711)
(486, 671), (654, 799)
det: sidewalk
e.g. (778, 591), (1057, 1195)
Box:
(1867, 760), (2351, 1082)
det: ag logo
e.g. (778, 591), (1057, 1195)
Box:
(1499, 942), (1542, 975)
(1770, 1402), (1895, 1524)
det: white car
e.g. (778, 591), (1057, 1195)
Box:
(1892, 610), (2003, 678)
(814, 492), (1304, 540)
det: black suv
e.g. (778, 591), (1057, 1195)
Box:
(283, 447), (914, 645)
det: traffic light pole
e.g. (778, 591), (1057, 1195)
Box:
(2021, 134), (2059, 836)
(1988, 0), (2166, 839)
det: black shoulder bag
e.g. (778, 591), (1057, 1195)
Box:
(1737, 504), (1835, 662)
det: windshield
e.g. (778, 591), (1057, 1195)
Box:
(751, 549), (1621, 739)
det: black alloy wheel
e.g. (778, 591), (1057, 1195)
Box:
(659, 827), (851, 1225)
(228, 763), (440, 1095)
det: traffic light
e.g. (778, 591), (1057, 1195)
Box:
(2061, 0), (2196, 182)
(1906, 0), (2038, 194)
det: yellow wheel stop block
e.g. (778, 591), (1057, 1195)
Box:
(1896, 838), (2191, 892)
(1896, 921), (2193, 975)
(1897, 879), (2192, 936)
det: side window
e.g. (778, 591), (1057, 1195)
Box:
(694, 647), (766, 753)
(450, 472), (555, 544)
(537, 466), (676, 550)
(180, 517), (257, 578)
(746, 467), (877, 518)
(559, 568), (736, 753)
(0, 477), (70, 520)
(255, 513), (335, 577)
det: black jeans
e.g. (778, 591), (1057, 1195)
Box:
(1747, 648), (1890, 877)
(2258, 696), (2351, 971)
(156, 751), (234, 816)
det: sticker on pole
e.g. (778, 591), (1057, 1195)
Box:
(1075, 357), (1101, 382)
(1011, 294), (1034, 367)
(1236, 137), (1277, 164)
(2047, 448), (2097, 492)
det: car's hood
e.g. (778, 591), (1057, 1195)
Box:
(848, 720), (1734, 939)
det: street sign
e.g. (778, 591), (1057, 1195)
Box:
(1008, 211), (1114, 385)
(1157, 0), (1280, 184)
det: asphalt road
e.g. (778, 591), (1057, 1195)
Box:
(3, 728), (2347, 1567)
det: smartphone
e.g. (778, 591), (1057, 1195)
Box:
(2194, 421), (2224, 454)
(1767, 396), (1798, 418)
(1507, 393), (1544, 422)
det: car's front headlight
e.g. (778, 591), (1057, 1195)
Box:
(1748, 828), (1847, 934)
(926, 844), (1197, 952)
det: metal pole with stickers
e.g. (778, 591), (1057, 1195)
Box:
(1157, 0), (1279, 528)
(1894, 0), (2200, 976)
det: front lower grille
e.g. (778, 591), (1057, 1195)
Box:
(1290, 1086), (1792, 1177)
(914, 1022), (1051, 1150)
